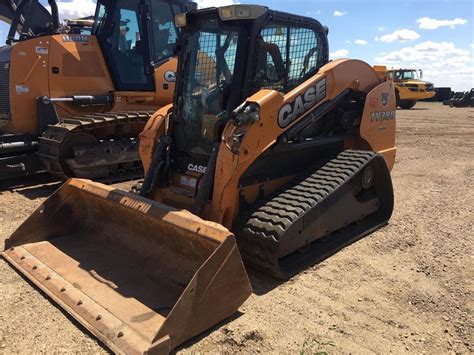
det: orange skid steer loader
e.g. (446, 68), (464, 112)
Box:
(2, 5), (396, 354)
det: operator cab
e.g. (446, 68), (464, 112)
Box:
(93, 0), (194, 91)
(388, 69), (422, 82)
(172, 5), (329, 173)
(3, 0), (194, 92)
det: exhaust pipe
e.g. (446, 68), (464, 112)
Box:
(47, 0), (59, 31)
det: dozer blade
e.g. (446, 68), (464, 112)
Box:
(2, 179), (252, 354)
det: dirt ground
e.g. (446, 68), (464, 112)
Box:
(0, 102), (472, 354)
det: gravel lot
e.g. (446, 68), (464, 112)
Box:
(0, 102), (472, 353)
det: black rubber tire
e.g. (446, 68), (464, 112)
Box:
(399, 100), (417, 109)
(437, 87), (452, 102)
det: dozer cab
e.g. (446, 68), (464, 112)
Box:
(3, 5), (396, 354)
(0, 0), (195, 182)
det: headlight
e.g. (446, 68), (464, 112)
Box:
(233, 102), (260, 125)
(218, 5), (267, 21)
(175, 13), (187, 28)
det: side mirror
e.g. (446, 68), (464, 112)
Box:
(419, 69), (423, 79)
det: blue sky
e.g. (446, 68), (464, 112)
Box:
(1, 0), (472, 89)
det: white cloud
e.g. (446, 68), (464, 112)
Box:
(354, 39), (368, 45)
(417, 17), (468, 30)
(375, 29), (420, 43)
(374, 41), (474, 90)
(306, 10), (321, 16)
(330, 49), (349, 59)
(378, 26), (385, 31)
(333, 10), (347, 17)
(345, 40), (351, 44)
(47, 0), (97, 20)
(47, 0), (240, 20)
(195, 0), (239, 8)
(375, 41), (470, 63)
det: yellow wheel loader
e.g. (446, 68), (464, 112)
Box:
(0, 0), (195, 182)
(2, 5), (396, 354)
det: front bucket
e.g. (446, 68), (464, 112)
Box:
(2, 179), (252, 354)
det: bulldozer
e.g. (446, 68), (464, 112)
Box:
(0, 0), (195, 182)
(2, 5), (396, 354)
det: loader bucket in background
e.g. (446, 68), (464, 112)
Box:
(2, 179), (252, 354)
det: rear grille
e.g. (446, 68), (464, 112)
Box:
(0, 61), (11, 120)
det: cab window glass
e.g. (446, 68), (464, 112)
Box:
(119, 9), (140, 52)
(253, 23), (323, 93)
(93, 0), (153, 90)
(288, 27), (319, 84)
(176, 20), (241, 155)
(254, 26), (287, 91)
(92, 4), (105, 33)
(150, 2), (180, 63)
(402, 71), (417, 80)
(113, 8), (148, 85)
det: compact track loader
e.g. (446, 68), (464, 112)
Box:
(3, 5), (396, 354)
(0, 0), (195, 182)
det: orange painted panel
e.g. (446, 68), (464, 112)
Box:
(360, 81), (397, 170)
(48, 35), (113, 98)
(8, 37), (50, 134)
(153, 57), (178, 107)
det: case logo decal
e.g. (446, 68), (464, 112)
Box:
(164, 70), (176, 82)
(278, 77), (327, 128)
(187, 164), (207, 174)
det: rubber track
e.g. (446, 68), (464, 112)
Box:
(37, 111), (153, 184)
(238, 150), (377, 274)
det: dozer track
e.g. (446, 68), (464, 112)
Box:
(238, 150), (394, 279)
(38, 111), (154, 183)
